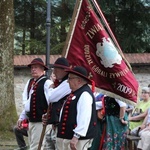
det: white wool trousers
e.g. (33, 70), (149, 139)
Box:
(56, 137), (93, 150)
(28, 122), (51, 150)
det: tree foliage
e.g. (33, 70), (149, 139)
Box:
(14, 0), (150, 54)
(50, 0), (75, 54)
(97, 0), (150, 53)
(14, 0), (47, 54)
(14, 0), (75, 55)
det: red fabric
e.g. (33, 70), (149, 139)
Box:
(99, 123), (106, 150)
(101, 96), (105, 115)
(99, 97), (106, 150)
(91, 80), (95, 93)
(64, 0), (139, 104)
(54, 79), (59, 87)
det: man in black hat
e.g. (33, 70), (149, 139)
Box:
(15, 58), (53, 150)
(56, 66), (97, 150)
(42, 57), (71, 149)
(46, 57), (71, 104)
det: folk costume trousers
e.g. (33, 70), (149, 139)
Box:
(56, 137), (93, 150)
(28, 122), (51, 150)
(43, 126), (57, 150)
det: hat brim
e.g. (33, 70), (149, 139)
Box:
(65, 68), (91, 83)
(49, 64), (70, 69)
(28, 62), (48, 70)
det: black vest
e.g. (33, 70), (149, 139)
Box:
(28, 76), (48, 122)
(57, 84), (97, 139)
(104, 96), (120, 116)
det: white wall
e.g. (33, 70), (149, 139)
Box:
(14, 67), (150, 115)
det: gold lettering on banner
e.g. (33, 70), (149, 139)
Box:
(92, 65), (108, 77)
(109, 67), (129, 78)
(81, 6), (91, 29)
(84, 45), (93, 65)
(117, 83), (134, 95)
(86, 24), (104, 39)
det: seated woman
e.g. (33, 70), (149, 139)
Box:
(129, 107), (150, 150)
(129, 87), (150, 131)
(129, 108), (148, 121)
(126, 104), (134, 116)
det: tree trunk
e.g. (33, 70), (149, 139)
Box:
(0, 0), (17, 131)
(22, 1), (27, 55)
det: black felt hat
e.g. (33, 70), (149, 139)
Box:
(50, 57), (70, 69)
(28, 58), (48, 70)
(65, 66), (91, 83)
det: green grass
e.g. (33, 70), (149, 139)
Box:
(0, 130), (15, 141)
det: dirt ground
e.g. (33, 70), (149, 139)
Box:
(0, 131), (28, 150)
(0, 89), (24, 149)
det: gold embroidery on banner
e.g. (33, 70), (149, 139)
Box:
(84, 45), (94, 65)
(86, 24), (104, 39)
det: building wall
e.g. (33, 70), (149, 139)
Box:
(14, 68), (31, 115)
(14, 67), (150, 115)
(132, 66), (150, 87)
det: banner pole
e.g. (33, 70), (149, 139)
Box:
(92, 0), (122, 52)
(37, 105), (51, 150)
(62, 0), (83, 57)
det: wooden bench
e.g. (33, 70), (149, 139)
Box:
(126, 135), (141, 150)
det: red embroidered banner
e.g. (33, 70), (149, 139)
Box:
(63, 0), (139, 104)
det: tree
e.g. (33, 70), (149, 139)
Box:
(14, 0), (47, 55)
(97, 0), (150, 53)
(0, 0), (17, 132)
(14, 0), (76, 55)
(50, 0), (75, 54)
(14, 0), (149, 54)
